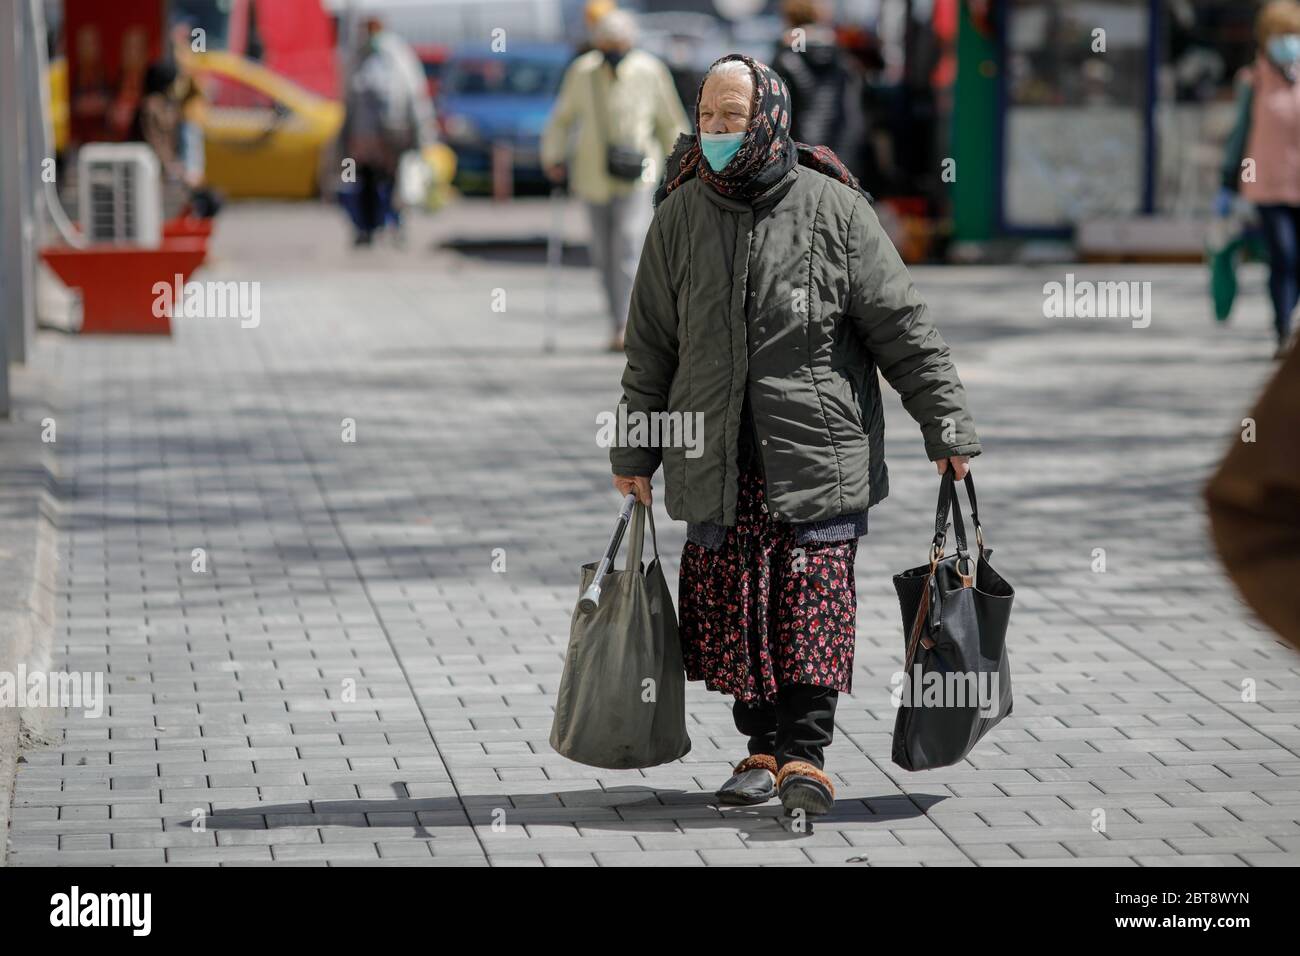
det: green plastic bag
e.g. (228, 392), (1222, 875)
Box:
(1207, 212), (1269, 324)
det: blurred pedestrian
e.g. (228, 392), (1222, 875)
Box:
(128, 61), (221, 222)
(175, 76), (222, 219)
(541, 9), (689, 351)
(610, 55), (982, 815)
(1206, 345), (1300, 651)
(569, 0), (617, 61)
(771, 0), (863, 166)
(129, 61), (182, 180)
(341, 17), (433, 246)
(1219, 0), (1300, 358)
(127, 62), (183, 211)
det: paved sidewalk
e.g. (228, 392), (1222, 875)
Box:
(0, 360), (60, 851)
(6, 200), (1300, 867)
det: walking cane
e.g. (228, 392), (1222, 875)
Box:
(543, 183), (563, 354)
(578, 493), (638, 613)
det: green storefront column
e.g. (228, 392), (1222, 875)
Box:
(950, 0), (999, 243)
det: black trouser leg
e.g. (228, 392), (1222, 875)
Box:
(732, 697), (778, 758)
(358, 164), (382, 237)
(1257, 203), (1300, 343)
(775, 684), (838, 770)
(732, 684), (838, 768)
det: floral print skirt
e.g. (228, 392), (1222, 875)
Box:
(678, 463), (858, 705)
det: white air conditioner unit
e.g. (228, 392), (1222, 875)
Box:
(77, 143), (162, 248)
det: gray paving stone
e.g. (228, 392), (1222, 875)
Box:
(8, 205), (1296, 868)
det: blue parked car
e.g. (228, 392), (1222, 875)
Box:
(435, 43), (572, 194)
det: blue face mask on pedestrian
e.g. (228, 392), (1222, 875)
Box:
(700, 131), (745, 171)
(1269, 33), (1300, 67)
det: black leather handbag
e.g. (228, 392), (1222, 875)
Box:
(891, 471), (1014, 771)
(591, 64), (647, 182)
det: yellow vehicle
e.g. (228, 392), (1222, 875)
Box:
(48, 56), (69, 154)
(189, 50), (343, 199)
(46, 49), (455, 203)
(190, 51), (456, 204)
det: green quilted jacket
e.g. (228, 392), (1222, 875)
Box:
(610, 164), (981, 526)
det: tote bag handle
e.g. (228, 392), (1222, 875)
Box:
(624, 500), (661, 571)
(578, 495), (660, 613)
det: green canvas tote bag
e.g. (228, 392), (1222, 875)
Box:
(550, 499), (691, 769)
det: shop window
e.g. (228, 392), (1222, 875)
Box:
(1002, 0), (1150, 229)
(1154, 0), (1261, 215)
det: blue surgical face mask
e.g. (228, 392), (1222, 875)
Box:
(700, 130), (744, 171)
(1269, 33), (1300, 67)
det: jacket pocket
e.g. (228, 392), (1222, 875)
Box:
(828, 365), (866, 434)
(846, 368), (866, 432)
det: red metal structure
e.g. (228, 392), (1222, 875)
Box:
(45, 1), (214, 335)
(41, 240), (207, 335)
(227, 0), (338, 99)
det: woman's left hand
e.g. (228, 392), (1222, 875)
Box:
(936, 456), (971, 480)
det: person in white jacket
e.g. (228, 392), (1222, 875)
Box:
(541, 9), (688, 350)
(342, 17), (436, 245)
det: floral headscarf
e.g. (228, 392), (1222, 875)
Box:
(654, 53), (870, 208)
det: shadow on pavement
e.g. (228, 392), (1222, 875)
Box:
(189, 783), (940, 846)
(439, 239), (591, 268)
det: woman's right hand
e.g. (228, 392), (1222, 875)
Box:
(613, 475), (652, 504)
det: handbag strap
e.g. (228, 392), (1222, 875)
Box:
(933, 469), (986, 559)
(947, 474), (969, 557)
(909, 470), (988, 669)
(931, 472), (950, 545)
(932, 471), (967, 555)
(903, 572), (935, 673)
(962, 472), (986, 552)
(947, 478), (975, 587)
(624, 501), (661, 571)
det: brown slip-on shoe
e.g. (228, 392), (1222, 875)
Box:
(776, 760), (835, 816)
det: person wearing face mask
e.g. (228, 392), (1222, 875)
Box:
(340, 18), (433, 246)
(1220, 0), (1300, 358)
(608, 55), (983, 815)
(541, 10), (689, 350)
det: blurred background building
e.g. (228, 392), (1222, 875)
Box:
(24, 0), (1281, 264)
(966, 0), (1263, 262)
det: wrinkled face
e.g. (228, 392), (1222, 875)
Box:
(698, 69), (753, 135)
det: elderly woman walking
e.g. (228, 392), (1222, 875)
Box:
(609, 54), (983, 816)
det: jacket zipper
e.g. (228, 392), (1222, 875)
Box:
(740, 219), (771, 512)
